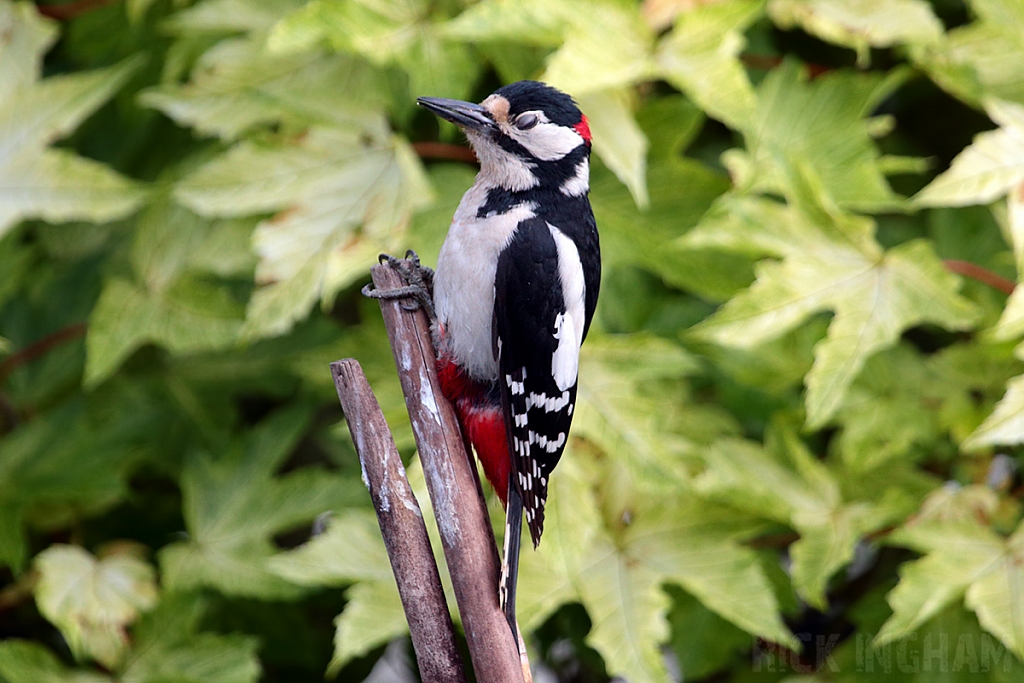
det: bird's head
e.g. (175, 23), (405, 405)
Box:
(418, 81), (591, 194)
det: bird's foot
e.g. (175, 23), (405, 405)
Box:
(362, 250), (436, 320)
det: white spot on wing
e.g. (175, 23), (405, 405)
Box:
(548, 224), (586, 391)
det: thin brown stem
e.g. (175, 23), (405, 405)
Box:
(413, 142), (478, 164)
(0, 323), (87, 383)
(371, 263), (527, 683)
(944, 260), (1016, 296)
(36, 0), (119, 20)
(331, 359), (467, 683)
(741, 53), (833, 78)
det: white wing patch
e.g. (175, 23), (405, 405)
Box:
(548, 224), (586, 392)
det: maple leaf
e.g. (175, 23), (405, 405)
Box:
(725, 61), (911, 211)
(175, 127), (432, 339)
(878, 518), (1024, 661)
(0, 641), (110, 683)
(268, 0), (481, 101)
(158, 407), (357, 599)
(33, 544), (158, 668)
(768, 0), (943, 65)
(268, 463), (436, 673)
(119, 593), (260, 683)
(910, 0), (1024, 106)
(0, 401), (143, 572)
(518, 449), (796, 683)
(0, 3), (146, 239)
(695, 425), (911, 609)
(85, 197), (248, 386)
(686, 185), (979, 428)
(141, 36), (390, 141)
(654, 0), (761, 130)
(916, 99), (1024, 209)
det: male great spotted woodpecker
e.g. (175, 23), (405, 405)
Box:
(417, 81), (600, 637)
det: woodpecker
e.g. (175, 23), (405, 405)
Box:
(417, 81), (600, 637)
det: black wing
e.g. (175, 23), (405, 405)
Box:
(494, 217), (582, 546)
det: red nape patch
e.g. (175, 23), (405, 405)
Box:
(463, 406), (510, 506)
(574, 114), (592, 145)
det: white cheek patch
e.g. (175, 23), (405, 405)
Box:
(466, 130), (538, 192)
(509, 120), (584, 161)
(548, 224), (586, 391)
(560, 157), (589, 196)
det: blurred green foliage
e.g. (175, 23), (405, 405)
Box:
(3, 0), (1024, 681)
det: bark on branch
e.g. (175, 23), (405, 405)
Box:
(370, 263), (528, 683)
(330, 359), (466, 683)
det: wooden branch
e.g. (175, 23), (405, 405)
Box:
(331, 359), (467, 683)
(371, 263), (528, 683)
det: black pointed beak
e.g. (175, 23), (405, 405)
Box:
(417, 97), (496, 133)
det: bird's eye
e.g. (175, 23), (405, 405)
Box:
(516, 113), (539, 130)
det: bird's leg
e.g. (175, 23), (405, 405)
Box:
(362, 250), (436, 321)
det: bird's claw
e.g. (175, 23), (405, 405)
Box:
(364, 251), (436, 321)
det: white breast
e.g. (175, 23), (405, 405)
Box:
(434, 181), (535, 381)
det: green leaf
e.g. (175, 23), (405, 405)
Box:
(832, 345), (939, 471)
(690, 192), (979, 428)
(578, 89), (648, 207)
(768, 0), (943, 65)
(0, 402), (139, 572)
(0, 641), (110, 683)
(915, 99), (1024, 207)
(571, 334), (715, 482)
(175, 128), (431, 339)
(963, 373), (1024, 449)
(125, 0), (158, 24)
(910, 0), (1024, 106)
(158, 407), (352, 599)
(120, 593), (261, 683)
(141, 37), (390, 140)
(589, 104), (734, 298)
(517, 441), (795, 683)
(84, 197), (248, 385)
(629, 500), (796, 649)
(877, 519), (1024, 660)
(540, 1), (654, 96)
(328, 581), (408, 676)
(33, 544), (158, 668)
(86, 277), (243, 386)
(695, 430), (904, 608)
(441, 0), (568, 46)
(654, 0), (760, 130)
(666, 586), (751, 681)
(267, 509), (392, 586)
(162, 0), (305, 35)
(269, 0), (480, 101)
(0, 18), (146, 239)
(728, 61), (910, 211)
(445, 0), (655, 95)
(0, 2), (56, 99)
